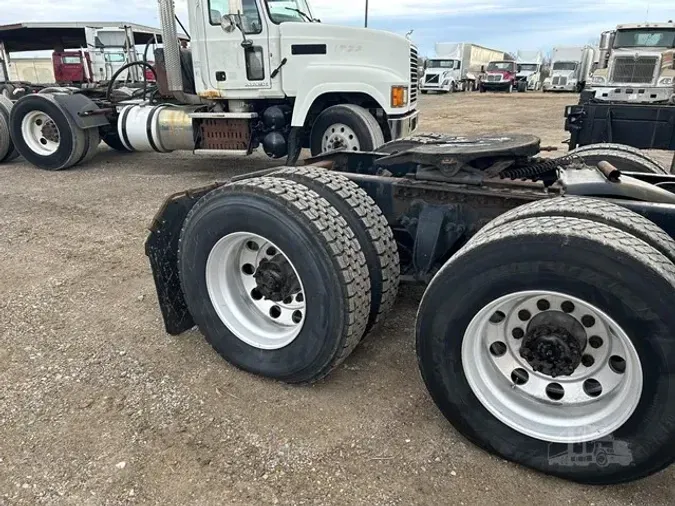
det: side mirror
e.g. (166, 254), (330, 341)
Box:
(221, 14), (237, 33)
(454, 61), (461, 70)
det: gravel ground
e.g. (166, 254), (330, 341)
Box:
(1, 93), (673, 505)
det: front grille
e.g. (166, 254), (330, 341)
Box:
(552, 76), (568, 86)
(410, 46), (418, 102)
(486, 75), (501, 82)
(425, 74), (439, 84)
(610, 56), (658, 84)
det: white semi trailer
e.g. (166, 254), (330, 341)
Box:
(544, 46), (597, 93)
(420, 42), (504, 93)
(0, 0), (419, 169)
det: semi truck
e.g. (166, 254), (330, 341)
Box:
(0, 0), (419, 170)
(543, 46), (597, 93)
(480, 59), (518, 93)
(516, 50), (544, 92)
(588, 22), (675, 104)
(420, 43), (504, 93)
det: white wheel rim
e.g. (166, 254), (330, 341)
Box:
(462, 291), (643, 443)
(21, 111), (61, 156)
(322, 123), (361, 152)
(206, 232), (306, 350)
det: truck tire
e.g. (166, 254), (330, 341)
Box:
(270, 167), (400, 334)
(517, 81), (527, 93)
(417, 215), (675, 484)
(9, 95), (87, 171)
(310, 104), (385, 156)
(81, 128), (101, 164)
(178, 177), (371, 384)
(421, 90), (428, 94)
(0, 96), (19, 163)
(507, 82), (514, 93)
(568, 143), (667, 174)
(0, 84), (15, 100)
(479, 84), (486, 93)
(101, 127), (130, 152)
(470, 196), (675, 266)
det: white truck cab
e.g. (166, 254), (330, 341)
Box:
(187, 0), (419, 154)
(420, 58), (459, 93)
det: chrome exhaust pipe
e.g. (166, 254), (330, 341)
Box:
(157, 0), (184, 93)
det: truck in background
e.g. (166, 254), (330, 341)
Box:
(515, 51), (544, 92)
(0, 23), (166, 99)
(420, 43), (505, 94)
(543, 46), (597, 93)
(588, 22), (675, 104)
(479, 59), (518, 93)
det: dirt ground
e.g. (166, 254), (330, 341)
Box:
(1, 93), (673, 506)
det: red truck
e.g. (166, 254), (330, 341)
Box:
(479, 60), (518, 93)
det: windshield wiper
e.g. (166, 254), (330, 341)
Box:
(285, 7), (313, 22)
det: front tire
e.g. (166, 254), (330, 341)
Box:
(310, 104), (385, 156)
(179, 177), (371, 383)
(417, 215), (675, 484)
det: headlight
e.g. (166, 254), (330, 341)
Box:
(658, 77), (674, 86)
(592, 76), (606, 84)
(391, 86), (409, 108)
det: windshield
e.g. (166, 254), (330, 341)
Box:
(266, 0), (313, 23)
(518, 63), (538, 72)
(614, 29), (675, 48)
(487, 61), (514, 72)
(552, 61), (577, 71)
(428, 60), (456, 69)
(61, 56), (81, 65)
(104, 53), (126, 63)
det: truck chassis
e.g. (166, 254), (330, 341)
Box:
(145, 133), (675, 485)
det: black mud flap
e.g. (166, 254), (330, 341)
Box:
(145, 183), (224, 335)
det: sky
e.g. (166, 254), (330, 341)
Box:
(1, 0), (673, 56)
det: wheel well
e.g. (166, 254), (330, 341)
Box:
(301, 92), (390, 147)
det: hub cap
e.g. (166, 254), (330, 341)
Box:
(322, 123), (360, 152)
(21, 111), (61, 156)
(206, 232), (306, 350)
(462, 291), (643, 443)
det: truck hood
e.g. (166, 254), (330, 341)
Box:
(424, 68), (452, 76)
(279, 23), (412, 83)
(517, 70), (538, 78)
(486, 70), (514, 78)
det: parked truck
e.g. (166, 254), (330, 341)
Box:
(588, 22), (675, 104)
(0, 23), (168, 100)
(480, 59), (518, 92)
(543, 46), (597, 93)
(0, 0), (418, 170)
(516, 50), (544, 92)
(420, 43), (504, 93)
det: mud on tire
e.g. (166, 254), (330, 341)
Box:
(178, 176), (371, 384)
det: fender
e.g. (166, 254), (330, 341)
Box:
(14, 93), (110, 130)
(290, 64), (402, 127)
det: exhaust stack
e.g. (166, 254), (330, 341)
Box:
(158, 0), (184, 93)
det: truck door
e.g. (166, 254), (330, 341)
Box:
(201, 0), (272, 93)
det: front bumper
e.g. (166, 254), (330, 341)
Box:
(420, 81), (450, 91)
(589, 86), (673, 104)
(543, 83), (577, 92)
(482, 81), (511, 90)
(388, 109), (419, 140)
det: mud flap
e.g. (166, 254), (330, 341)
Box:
(145, 183), (223, 335)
